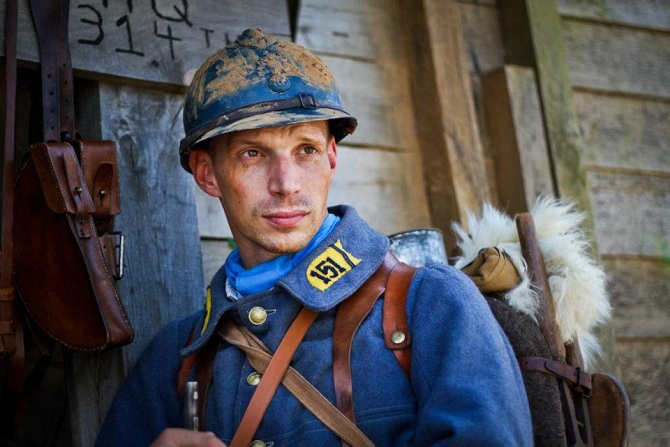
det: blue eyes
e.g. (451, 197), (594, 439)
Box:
(240, 147), (319, 158)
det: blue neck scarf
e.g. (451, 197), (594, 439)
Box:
(224, 213), (340, 297)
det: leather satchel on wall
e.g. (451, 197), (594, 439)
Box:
(2, 0), (134, 353)
(14, 140), (133, 350)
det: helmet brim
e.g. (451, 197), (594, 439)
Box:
(180, 108), (357, 172)
(196, 108), (355, 145)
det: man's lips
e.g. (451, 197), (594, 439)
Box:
(263, 210), (308, 227)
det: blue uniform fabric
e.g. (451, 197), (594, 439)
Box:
(96, 205), (533, 446)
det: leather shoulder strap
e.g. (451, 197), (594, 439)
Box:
(230, 306), (317, 447)
(0, 0), (18, 357)
(333, 253), (397, 425)
(177, 322), (222, 431)
(30, 0), (74, 141)
(330, 252), (416, 447)
(382, 260), (417, 377)
(219, 314), (374, 447)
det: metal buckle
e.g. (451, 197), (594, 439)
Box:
(109, 231), (125, 280)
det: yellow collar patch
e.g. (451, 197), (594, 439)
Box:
(306, 240), (361, 291)
(201, 287), (212, 334)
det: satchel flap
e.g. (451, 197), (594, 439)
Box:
(30, 142), (95, 217)
(75, 140), (121, 217)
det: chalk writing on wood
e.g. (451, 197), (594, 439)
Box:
(1, 0), (290, 87)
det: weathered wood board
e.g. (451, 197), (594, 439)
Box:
(296, 0), (391, 61)
(481, 65), (555, 214)
(615, 341), (670, 446)
(459, 1), (505, 76)
(201, 239), (235, 286)
(588, 170), (670, 257)
(556, 3), (670, 447)
(603, 257), (670, 339)
(562, 19), (670, 99)
(322, 55), (417, 151)
(558, 0), (670, 30)
(0, 0), (290, 87)
(329, 146), (431, 234)
(574, 92), (670, 173)
(195, 185), (231, 239)
(395, 0), (492, 248)
(499, 0), (593, 223)
(296, 0), (422, 153)
(422, 0), (491, 217)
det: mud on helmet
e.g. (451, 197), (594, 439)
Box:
(179, 28), (358, 172)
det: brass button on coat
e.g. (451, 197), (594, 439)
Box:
(247, 372), (262, 386)
(391, 330), (406, 345)
(248, 306), (267, 325)
(249, 440), (266, 447)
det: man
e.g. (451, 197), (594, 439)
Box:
(96, 29), (532, 446)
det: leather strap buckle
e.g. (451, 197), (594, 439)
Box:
(519, 356), (593, 397)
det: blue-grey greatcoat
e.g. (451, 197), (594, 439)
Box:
(96, 205), (533, 446)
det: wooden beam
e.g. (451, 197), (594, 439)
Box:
(400, 0), (491, 250)
(498, 0), (594, 235)
(481, 65), (555, 214)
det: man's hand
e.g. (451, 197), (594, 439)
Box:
(149, 428), (227, 447)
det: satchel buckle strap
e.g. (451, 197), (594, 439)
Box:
(100, 232), (125, 280)
(61, 150), (95, 238)
(519, 356), (593, 397)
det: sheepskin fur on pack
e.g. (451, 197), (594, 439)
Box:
(451, 196), (611, 370)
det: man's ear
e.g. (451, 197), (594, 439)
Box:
(327, 135), (338, 171)
(189, 149), (221, 197)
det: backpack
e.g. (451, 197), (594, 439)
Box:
(179, 210), (631, 447)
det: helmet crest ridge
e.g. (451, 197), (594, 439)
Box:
(180, 28), (357, 172)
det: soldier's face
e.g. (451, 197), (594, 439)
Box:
(192, 121), (337, 268)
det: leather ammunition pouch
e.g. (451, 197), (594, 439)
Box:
(13, 140), (133, 350)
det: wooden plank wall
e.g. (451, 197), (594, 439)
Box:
(557, 1), (670, 444)
(459, 0), (670, 446)
(461, 0), (669, 445)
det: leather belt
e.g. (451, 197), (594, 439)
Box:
(30, 0), (75, 142)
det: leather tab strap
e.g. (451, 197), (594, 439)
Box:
(193, 335), (221, 430)
(73, 140), (121, 224)
(230, 307), (318, 447)
(520, 356), (593, 395)
(56, 0), (74, 139)
(383, 261), (417, 377)
(176, 329), (221, 431)
(62, 150), (95, 238)
(332, 252), (397, 428)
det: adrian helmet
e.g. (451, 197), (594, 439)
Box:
(179, 28), (358, 172)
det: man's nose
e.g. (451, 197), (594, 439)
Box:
(268, 156), (300, 196)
